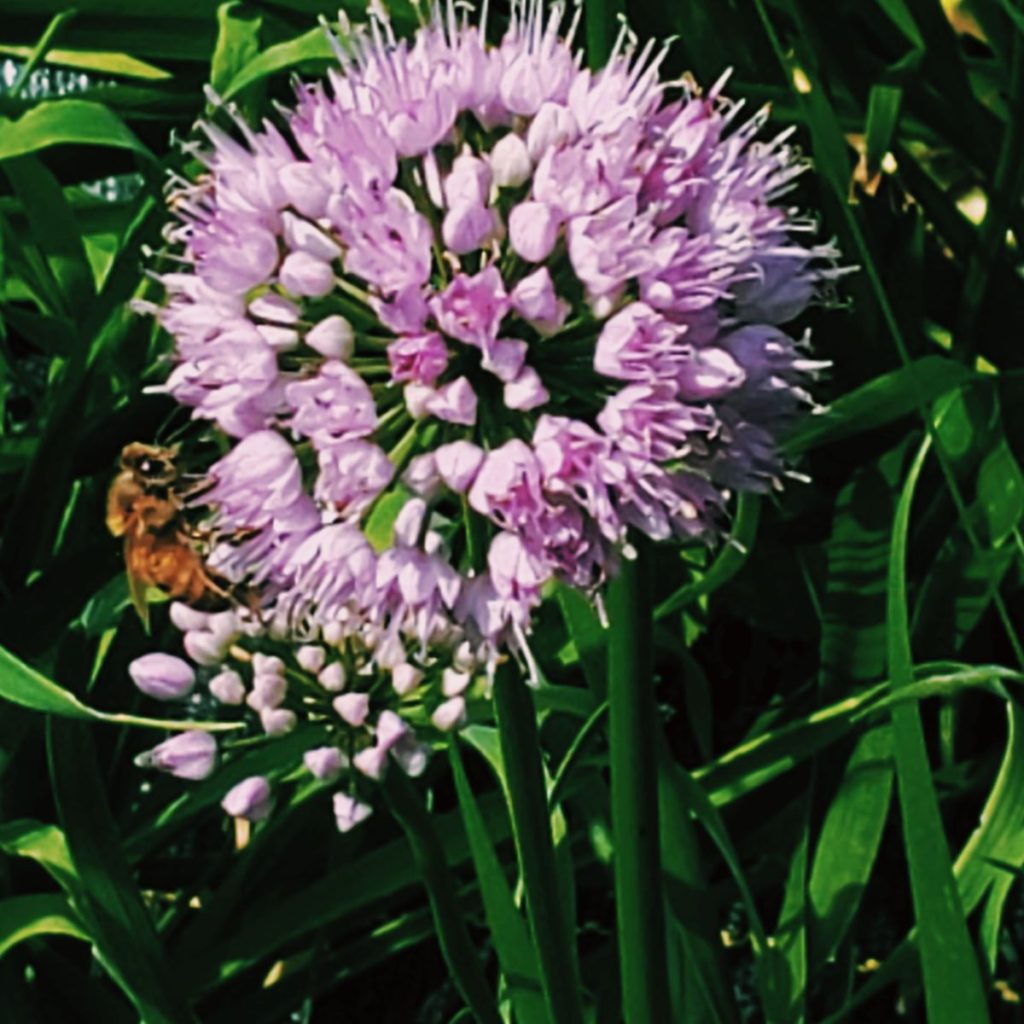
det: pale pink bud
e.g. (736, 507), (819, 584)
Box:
(444, 151), (491, 207)
(403, 452), (442, 499)
(375, 710), (408, 751)
(128, 653), (195, 701)
(442, 667), (472, 697)
(135, 731), (217, 780)
(169, 603), (210, 632)
(392, 734), (431, 777)
(208, 669), (246, 705)
(509, 201), (560, 262)
(251, 653), (284, 677)
(318, 662), (347, 692)
(306, 316), (354, 360)
(431, 696), (467, 732)
(279, 252), (334, 297)
(334, 692), (370, 726)
(526, 102), (579, 161)
(260, 707), (297, 736)
(334, 791), (373, 832)
(425, 376), (478, 425)
(183, 630), (226, 667)
(490, 132), (532, 188)
(221, 775), (272, 821)
(434, 440), (485, 493)
(246, 673), (286, 712)
(297, 645), (327, 674)
(392, 662), (424, 695)
(282, 211), (341, 262)
(352, 745), (389, 780)
(442, 203), (499, 254)
(304, 745), (346, 782)
(504, 366), (550, 410)
(279, 161), (330, 218)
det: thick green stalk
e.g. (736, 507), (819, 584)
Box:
(492, 663), (584, 1024)
(607, 543), (671, 1023)
(381, 772), (501, 1024)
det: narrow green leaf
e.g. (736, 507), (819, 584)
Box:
(493, 663), (585, 1024)
(0, 43), (172, 80)
(0, 642), (241, 732)
(0, 893), (88, 958)
(210, 2), (262, 94)
(606, 544), (670, 1024)
(655, 493), (761, 620)
(381, 771), (501, 1024)
(776, 798), (810, 1024)
(221, 26), (335, 101)
(782, 357), (973, 455)
(47, 718), (197, 1024)
(0, 100), (154, 164)
(864, 84), (903, 180)
(449, 740), (549, 1024)
(0, 819), (77, 889)
(808, 724), (894, 965)
(886, 437), (990, 1023)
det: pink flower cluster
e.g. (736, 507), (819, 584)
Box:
(131, 0), (839, 829)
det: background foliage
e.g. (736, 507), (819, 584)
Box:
(1, 1), (1023, 1021)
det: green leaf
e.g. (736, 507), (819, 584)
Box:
(0, 893), (88, 958)
(449, 740), (549, 1024)
(0, 642), (242, 732)
(221, 26), (335, 101)
(0, 819), (77, 889)
(606, 543), (670, 1024)
(885, 437), (990, 1023)
(977, 438), (1024, 546)
(381, 772), (502, 1024)
(782, 357), (973, 455)
(210, 3), (262, 95)
(864, 84), (903, 180)
(492, 663), (585, 1024)
(47, 718), (197, 1024)
(0, 100), (154, 164)
(0, 43), (172, 80)
(655, 493), (761, 620)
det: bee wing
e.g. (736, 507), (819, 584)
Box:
(124, 537), (151, 632)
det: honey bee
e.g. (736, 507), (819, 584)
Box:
(106, 442), (233, 626)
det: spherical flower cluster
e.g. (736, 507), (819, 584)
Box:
(131, 0), (839, 830)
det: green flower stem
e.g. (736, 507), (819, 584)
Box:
(381, 771), (501, 1024)
(607, 540), (671, 1023)
(492, 662), (585, 1024)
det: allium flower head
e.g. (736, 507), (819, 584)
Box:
(133, 0), (841, 830)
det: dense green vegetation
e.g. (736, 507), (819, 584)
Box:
(1, 1), (1023, 1021)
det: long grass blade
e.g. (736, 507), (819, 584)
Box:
(607, 546), (670, 1023)
(492, 662), (584, 1024)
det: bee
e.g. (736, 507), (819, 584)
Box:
(106, 442), (233, 626)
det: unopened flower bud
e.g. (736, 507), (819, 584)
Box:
(431, 696), (467, 732)
(209, 669), (246, 705)
(296, 645), (327, 674)
(527, 102), (579, 161)
(221, 775), (272, 822)
(260, 707), (297, 736)
(434, 441), (485, 493)
(375, 710), (408, 751)
(333, 692), (370, 726)
(135, 731), (217, 780)
(333, 791), (373, 832)
(129, 653), (195, 701)
(279, 251), (334, 297)
(306, 316), (354, 360)
(304, 746), (346, 782)
(392, 734), (431, 777)
(352, 744), (389, 780)
(490, 132), (531, 188)
(169, 603), (210, 632)
(318, 661), (347, 692)
(392, 662), (424, 696)
(251, 653), (285, 677)
(247, 673), (287, 711)
(442, 667), (472, 697)
(504, 366), (550, 410)
(509, 201), (560, 262)
(183, 629), (227, 667)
